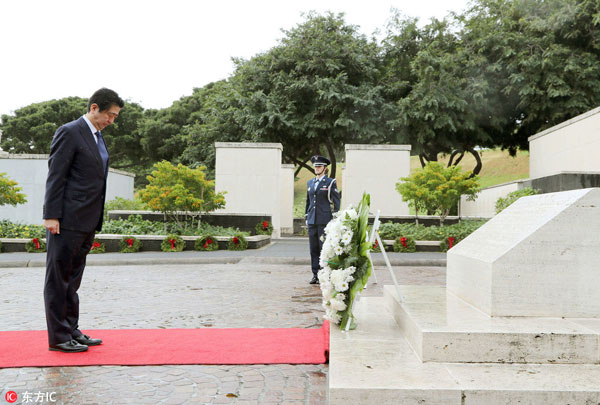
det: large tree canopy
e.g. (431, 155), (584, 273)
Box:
(230, 12), (391, 177)
(0, 97), (145, 171)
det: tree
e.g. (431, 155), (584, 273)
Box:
(459, 0), (600, 154)
(384, 15), (501, 176)
(0, 97), (87, 153)
(231, 12), (390, 177)
(0, 97), (147, 174)
(138, 161), (226, 231)
(0, 173), (27, 206)
(396, 162), (480, 225)
(180, 80), (248, 176)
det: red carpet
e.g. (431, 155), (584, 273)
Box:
(0, 322), (329, 368)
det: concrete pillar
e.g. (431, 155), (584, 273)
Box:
(342, 144), (411, 215)
(280, 164), (294, 235)
(0, 153), (134, 225)
(215, 142), (283, 237)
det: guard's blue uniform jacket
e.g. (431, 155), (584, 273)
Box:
(305, 176), (341, 225)
(305, 175), (341, 276)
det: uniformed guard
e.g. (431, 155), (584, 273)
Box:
(305, 155), (341, 284)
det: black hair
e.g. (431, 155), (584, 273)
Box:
(87, 88), (125, 112)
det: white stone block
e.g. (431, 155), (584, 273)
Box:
(447, 188), (600, 317)
(329, 297), (600, 404)
(342, 144), (411, 215)
(215, 143), (283, 237)
(384, 285), (599, 364)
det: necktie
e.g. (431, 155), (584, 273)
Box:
(95, 131), (109, 174)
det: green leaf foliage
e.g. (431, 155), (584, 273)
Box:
(0, 173), (27, 207)
(495, 187), (541, 214)
(396, 162), (480, 225)
(378, 220), (487, 241)
(138, 161), (226, 231)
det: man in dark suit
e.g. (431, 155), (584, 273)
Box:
(43, 88), (124, 352)
(305, 155), (340, 285)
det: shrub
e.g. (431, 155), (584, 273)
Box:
(195, 235), (219, 251)
(378, 220), (487, 242)
(98, 215), (247, 237)
(162, 234), (185, 252)
(100, 215), (164, 235)
(255, 220), (273, 235)
(495, 187), (541, 214)
(228, 234), (248, 251)
(397, 162), (480, 225)
(89, 239), (106, 254)
(0, 172), (27, 207)
(120, 236), (142, 253)
(393, 236), (416, 253)
(26, 238), (46, 253)
(0, 221), (45, 239)
(138, 161), (226, 231)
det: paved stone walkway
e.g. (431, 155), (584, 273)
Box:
(0, 240), (445, 404)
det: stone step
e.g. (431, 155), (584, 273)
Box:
(383, 284), (600, 364)
(328, 297), (600, 404)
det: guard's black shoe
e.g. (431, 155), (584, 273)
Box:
(49, 340), (88, 353)
(74, 334), (102, 346)
(309, 276), (320, 285)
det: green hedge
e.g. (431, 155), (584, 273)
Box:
(98, 215), (248, 237)
(378, 220), (487, 241)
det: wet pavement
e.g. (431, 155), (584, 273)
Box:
(0, 238), (445, 404)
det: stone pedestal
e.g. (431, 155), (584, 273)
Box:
(329, 188), (600, 403)
(448, 188), (600, 317)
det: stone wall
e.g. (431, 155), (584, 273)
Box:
(0, 153), (134, 225)
(459, 179), (531, 218)
(529, 106), (600, 179)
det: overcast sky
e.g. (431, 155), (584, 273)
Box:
(0, 0), (470, 117)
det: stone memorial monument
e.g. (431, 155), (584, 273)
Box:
(329, 188), (600, 403)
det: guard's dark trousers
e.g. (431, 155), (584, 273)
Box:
(308, 224), (326, 276)
(44, 228), (94, 345)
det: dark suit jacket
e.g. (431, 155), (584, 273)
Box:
(43, 117), (108, 232)
(305, 176), (340, 225)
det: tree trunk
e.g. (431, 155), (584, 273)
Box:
(448, 150), (465, 167)
(294, 158), (314, 176)
(419, 151), (438, 168)
(467, 149), (483, 178)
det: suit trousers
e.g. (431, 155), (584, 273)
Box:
(44, 228), (95, 345)
(308, 224), (326, 276)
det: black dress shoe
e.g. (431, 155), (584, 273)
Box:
(309, 276), (320, 285)
(49, 340), (88, 353)
(74, 334), (102, 346)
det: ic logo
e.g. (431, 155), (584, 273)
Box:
(5, 391), (17, 403)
